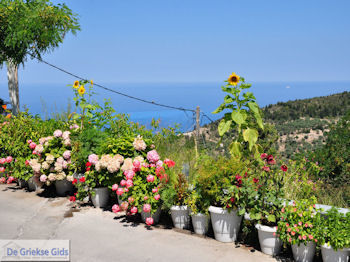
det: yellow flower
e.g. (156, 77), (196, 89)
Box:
(78, 86), (85, 96)
(228, 72), (240, 86)
(73, 80), (79, 89)
(90, 79), (93, 86)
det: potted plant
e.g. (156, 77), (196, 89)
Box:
(319, 207), (350, 262)
(186, 184), (211, 235)
(161, 172), (190, 230)
(74, 153), (124, 208)
(249, 154), (286, 255)
(277, 197), (322, 262)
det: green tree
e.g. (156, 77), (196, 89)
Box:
(0, 0), (80, 115)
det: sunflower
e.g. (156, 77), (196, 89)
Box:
(228, 72), (240, 86)
(73, 80), (79, 89)
(78, 86), (85, 96)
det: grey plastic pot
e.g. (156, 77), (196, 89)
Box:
(91, 187), (110, 208)
(191, 213), (209, 235)
(292, 242), (316, 262)
(321, 244), (350, 262)
(141, 206), (162, 225)
(170, 205), (190, 229)
(55, 179), (74, 197)
(209, 206), (242, 243)
(255, 224), (282, 256)
(27, 177), (40, 192)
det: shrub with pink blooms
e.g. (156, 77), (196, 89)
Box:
(115, 151), (175, 223)
(29, 130), (74, 186)
(277, 197), (322, 245)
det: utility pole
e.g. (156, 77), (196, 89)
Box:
(194, 106), (200, 159)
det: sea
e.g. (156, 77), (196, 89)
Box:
(0, 81), (349, 132)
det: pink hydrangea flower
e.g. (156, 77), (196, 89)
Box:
(120, 201), (129, 210)
(152, 188), (158, 193)
(0, 158), (5, 165)
(308, 235), (313, 240)
(144, 196), (149, 201)
(63, 151), (71, 160)
(130, 206), (138, 214)
(302, 235), (307, 240)
(298, 221), (302, 226)
(112, 204), (121, 213)
(146, 217), (154, 226)
(70, 124), (79, 130)
(27, 139), (32, 144)
(120, 179), (127, 186)
(0, 167), (5, 173)
(62, 131), (71, 140)
(124, 188), (129, 193)
(6, 156), (13, 163)
(133, 160), (141, 172)
(146, 175), (155, 183)
(142, 163), (149, 168)
(126, 179), (133, 188)
(143, 204), (151, 213)
(147, 150), (160, 163)
(154, 194), (160, 201)
(156, 160), (163, 167)
(116, 188), (124, 196)
(124, 170), (135, 180)
(29, 142), (37, 150)
(88, 154), (99, 165)
(53, 130), (63, 138)
(112, 184), (118, 191)
(40, 175), (47, 182)
(150, 163), (156, 168)
(0, 177), (6, 183)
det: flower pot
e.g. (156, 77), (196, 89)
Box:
(18, 179), (27, 188)
(55, 179), (74, 197)
(209, 206), (242, 243)
(191, 213), (209, 235)
(255, 224), (282, 256)
(27, 177), (40, 192)
(321, 244), (350, 262)
(141, 206), (162, 225)
(292, 242), (316, 262)
(170, 205), (190, 229)
(91, 187), (110, 208)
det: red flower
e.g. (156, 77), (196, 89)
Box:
(25, 160), (30, 166)
(164, 159), (175, 168)
(253, 178), (259, 183)
(262, 166), (270, 172)
(69, 196), (76, 202)
(85, 162), (92, 167)
(72, 178), (78, 185)
(79, 177), (86, 183)
(159, 174), (169, 183)
(155, 166), (165, 178)
(86, 167), (91, 172)
(260, 153), (268, 160)
(230, 197), (235, 203)
(281, 165), (288, 172)
(267, 155), (276, 165)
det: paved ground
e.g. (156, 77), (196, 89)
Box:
(0, 184), (277, 262)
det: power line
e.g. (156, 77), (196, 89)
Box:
(29, 53), (196, 113)
(201, 112), (215, 123)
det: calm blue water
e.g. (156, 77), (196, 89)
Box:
(0, 81), (349, 131)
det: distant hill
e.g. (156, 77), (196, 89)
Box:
(197, 91), (350, 159)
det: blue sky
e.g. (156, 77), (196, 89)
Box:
(1, 0), (350, 84)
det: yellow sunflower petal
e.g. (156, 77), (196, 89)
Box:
(228, 72), (240, 86)
(73, 80), (79, 88)
(78, 86), (85, 96)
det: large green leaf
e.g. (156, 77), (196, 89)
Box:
(247, 101), (259, 114)
(243, 128), (258, 151)
(229, 141), (242, 158)
(231, 110), (247, 127)
(267, 214), (276, 223)
(218, 120), (232, 136)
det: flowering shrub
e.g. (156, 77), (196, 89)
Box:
(28, 130), (73, 185)
(249, 154), (287, 226)
(111, 149), (174, 225)
(0, 156), (16, 184)
(277, 197), (322, 245)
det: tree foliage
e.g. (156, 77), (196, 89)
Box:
(0, 0), (80, 65)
